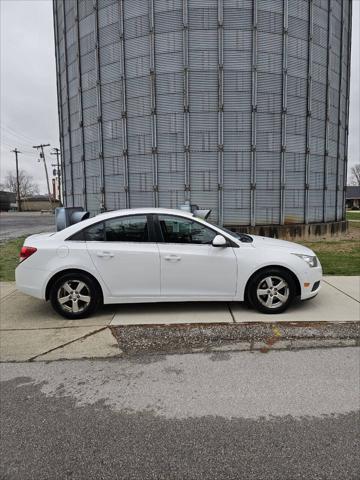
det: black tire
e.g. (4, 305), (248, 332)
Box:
(49, 272), (101, 319)
(247, 268), (296, 314)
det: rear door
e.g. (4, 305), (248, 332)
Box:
(155, 214), (237, 298)
(85, 215), (160, 298)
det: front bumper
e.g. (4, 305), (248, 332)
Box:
(298, 265), (323, 300)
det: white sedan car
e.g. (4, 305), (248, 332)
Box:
(16, 208), (322, 319)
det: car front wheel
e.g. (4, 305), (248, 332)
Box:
(247, 268), (296, 314)
(50, 273), (101, 319)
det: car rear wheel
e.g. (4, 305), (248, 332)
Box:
(247, 268), (296, 314)
(50, 272), (101, 319)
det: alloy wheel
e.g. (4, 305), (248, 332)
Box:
(57, 280), (91, 314)
(256, 276), (289, 309)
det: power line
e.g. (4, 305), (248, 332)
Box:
(1, 138), (33, 151)
(1, 130), (33, 144)
(0, 126), (40, 149)
(1, 125), (37, 144)
(1, 144), (37, 156)
(1, 142), (18, 150)
(2, 139), (32, 150)
(1, 143), (34, 153)
(16, 151), (35, 156)
(1, 139), (34, 152)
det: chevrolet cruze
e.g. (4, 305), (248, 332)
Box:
(16, 208), (322, 319)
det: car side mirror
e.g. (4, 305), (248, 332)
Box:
(212, 234), (228, 247)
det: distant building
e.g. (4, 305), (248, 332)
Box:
(346, 186), (360, 209)
(0, 191), (16, 211)
(21, 196), (60, 212)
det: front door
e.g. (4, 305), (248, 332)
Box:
(156, 214), (237, 298)
(85, 215), (160, 298)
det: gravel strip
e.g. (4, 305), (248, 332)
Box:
(110, 321), (360, 355)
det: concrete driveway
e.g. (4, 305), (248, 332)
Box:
(0, 277), (358, 362)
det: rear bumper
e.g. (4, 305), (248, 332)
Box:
(299, 265), (323, 300)
(15, 264), (47, 299)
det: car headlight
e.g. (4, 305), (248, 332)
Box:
(292, 253), (318, 268)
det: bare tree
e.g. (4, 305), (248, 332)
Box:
(1, 170), (40, 198)
(350, 164), (360, 186)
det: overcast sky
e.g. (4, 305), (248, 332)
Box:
(0, 0), (359, 194)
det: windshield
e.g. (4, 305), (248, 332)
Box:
(213, 224), (253, 243)
(217, 225), (241, 239)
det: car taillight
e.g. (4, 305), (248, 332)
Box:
(19, 246), (37, 262)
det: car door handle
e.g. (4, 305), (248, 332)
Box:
(164, 255), (181, 262)
(96, 251), (114, 258)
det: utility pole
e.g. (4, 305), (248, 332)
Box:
(33, 144), (52, 210)
(50, 147), (61, 204)
(11, 148), (22, 212)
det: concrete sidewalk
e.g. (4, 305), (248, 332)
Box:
(0, 277), (358, 362)
(110, 277), (359, 326)
(0, 283), (118, 362)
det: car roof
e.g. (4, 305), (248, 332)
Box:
(93, 207), (195, 220)
(55, 207), (197, 239)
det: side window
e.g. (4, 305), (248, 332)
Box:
(104, 215), (149, 242)
(84, 222), (105, 241)
(68, 222), (104, 241)
(68, 230), (85, 241)
(158, 215), (216, 244)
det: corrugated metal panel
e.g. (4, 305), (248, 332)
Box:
(53, 0), (67, 205)
(280, 46), (290, 241)
(98, 2), (119, 28)
(79, 0), (93, 19)
(224, 189), (251, 225)
(54, 0), (351, 225)
(334, 0), (344, 220)
(61, 0), (75, 205)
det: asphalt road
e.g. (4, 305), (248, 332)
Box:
(0, 212), (55, 241)
(1, 347), (359, 480)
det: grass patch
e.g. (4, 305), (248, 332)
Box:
(348, 221), (360, 229)
(346, 211), (360, 221)
(299, 239), (360, 275)
(0, 237), (25, 281)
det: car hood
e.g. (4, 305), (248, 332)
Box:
(250, 235), (315, 255)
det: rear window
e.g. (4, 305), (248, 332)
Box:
(68, 215), (149, 242)
(105, 216), (148, 242)
(68, 222), (104, 241)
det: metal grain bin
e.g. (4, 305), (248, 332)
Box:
(53, 0), (352, 228)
